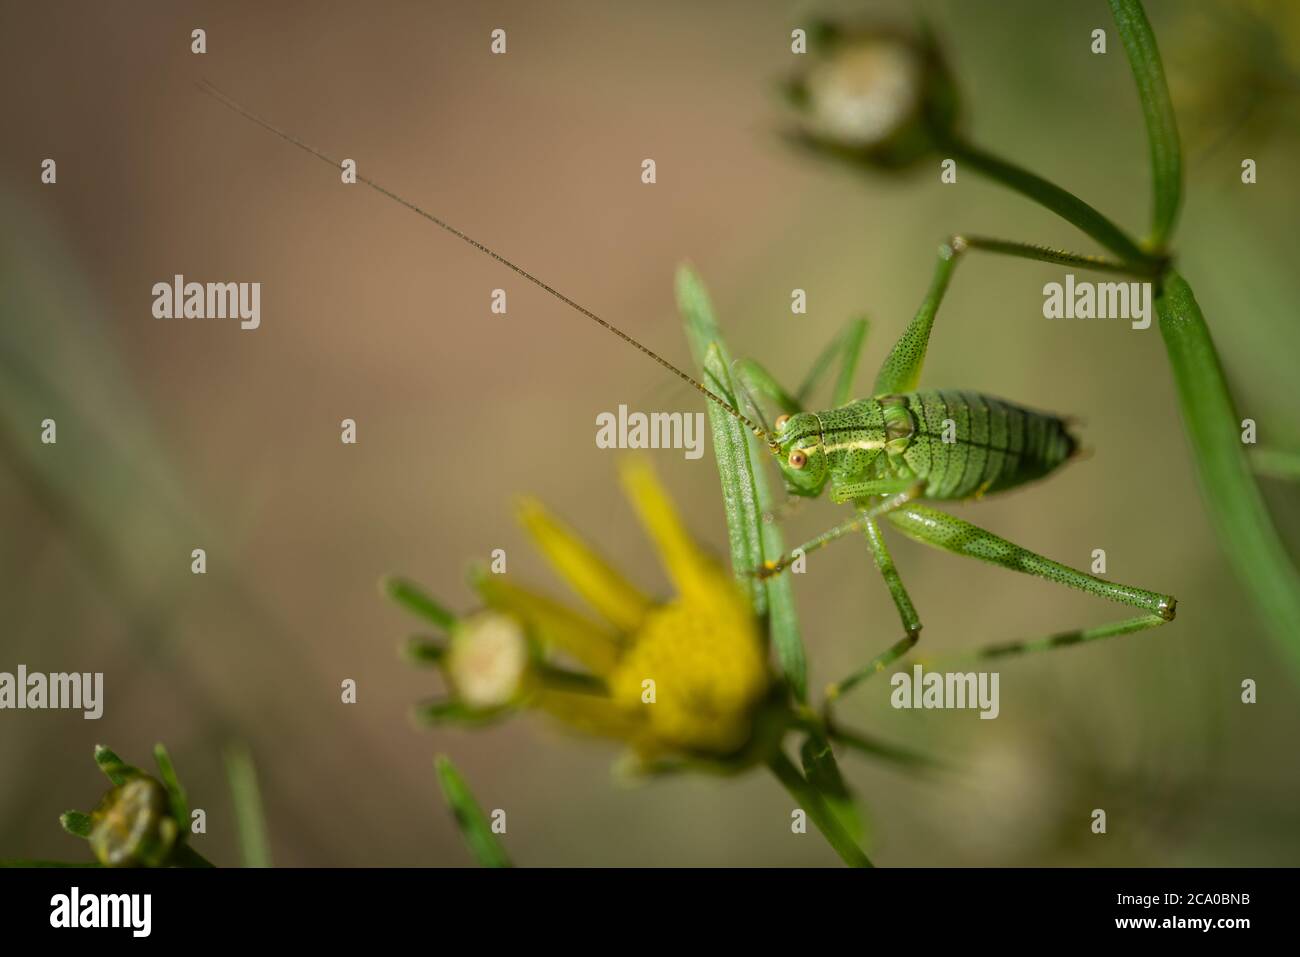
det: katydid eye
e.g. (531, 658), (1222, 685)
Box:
(788, 449), (808, 469)
(775, 414), (791, 432)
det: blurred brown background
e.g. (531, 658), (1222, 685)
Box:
(2, 0), (1298, 866)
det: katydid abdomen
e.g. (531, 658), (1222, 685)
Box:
(897, 389), (1077, 499)
(803, 389), (1078, 503)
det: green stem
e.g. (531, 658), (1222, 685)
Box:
(944, 137), (1153, 267)
(766, 751), (872, 867)
(1108, 0), (1182, 248)
(1156, 274), (1300, 675)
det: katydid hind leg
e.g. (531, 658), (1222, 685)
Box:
(885, 504), (1177, 659)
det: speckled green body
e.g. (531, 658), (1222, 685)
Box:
(852, 390), (1076, 501)
(778, 389), (1077, 502)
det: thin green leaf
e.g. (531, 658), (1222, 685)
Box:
(59, 811), (92, 838)
(533, 661), (608, 695)
(828, 726), (950, 774)
(800, 733), (864, 844)
(1157, 274), (1300, 675)
(152, 743), (189, 831)
(93, 745), (140, 786)
(677, 266), (808, 700)
(1, 860), (102, 868)
(401, 634), (448, 665)
(946, 139), (1150, 265)
(412, 698), (510, 727)
(767, 751), (871, 867)
(382, 576), (458, 632)
(705, 354), (764, 607)
(434, 755), (512, 868)
(224, 743), (272, 868)
(679, 268), (763, 611)
(1109, 0), (1182, 247)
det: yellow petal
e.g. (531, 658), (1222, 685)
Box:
(473, 572), (622, 677)
(517, 497), (652, 633)
(531, 688), (648, 743)
(618, 458), (719, 599)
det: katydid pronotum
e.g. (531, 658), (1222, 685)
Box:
(199, 81), (1176, 703)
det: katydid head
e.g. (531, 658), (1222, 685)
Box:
(772, 412), (830, 497)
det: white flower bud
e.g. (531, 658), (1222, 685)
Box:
(804, 38), (924, 148)
(448, 612), (528, 709)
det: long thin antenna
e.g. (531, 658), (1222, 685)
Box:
(196, 79), (776, 451)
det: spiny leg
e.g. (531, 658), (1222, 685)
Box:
(734, 357), (802, 419)
(792, 315), (869, 408)
(885, 504), (1176, 659)
(863, 516), (921, 638)
(737, 316), (871, 522)
(871, 235), (1157, 398)
(733, 358), (805, 525)
(830, 475), (921, 504)
(873, 239), (964, 397)
(826, 634), (918, 703)
(735, 315), (869, 422)
(756, 482), (924, 579)
(824, 517), (922, 703)
(731, 364), (776, 434)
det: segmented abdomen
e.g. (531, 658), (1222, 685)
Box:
(900, 389), (1076, 499)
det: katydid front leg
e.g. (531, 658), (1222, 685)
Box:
(738, 316), (871, 524)
(736, 315), (870, 420)
(755, 482), (925, 578)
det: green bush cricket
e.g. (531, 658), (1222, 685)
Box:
(197, 82), (1177, 705)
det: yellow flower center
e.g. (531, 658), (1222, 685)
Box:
(609, 579), (768, 755)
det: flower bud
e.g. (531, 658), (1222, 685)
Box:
(447, 611), (529, 709)
(784, 23), (959, 169)
(88, 775), (179, 867)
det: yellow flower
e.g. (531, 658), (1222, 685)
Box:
(511, 459), (771, 760)
(413, 459), (775, 765)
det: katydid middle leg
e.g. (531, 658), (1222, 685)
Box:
(758, 483), (929, 700)
(820, 516), (924, 703)
(756, 482), (924, 579)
